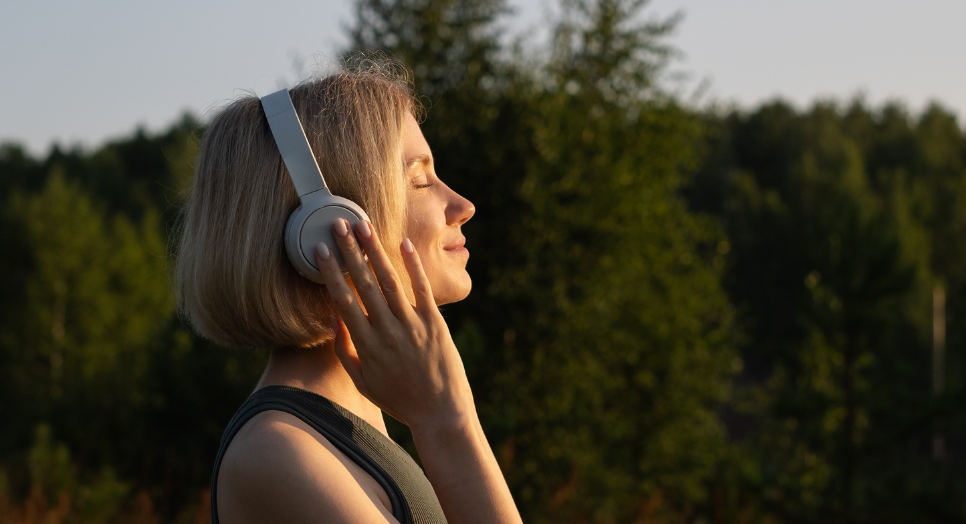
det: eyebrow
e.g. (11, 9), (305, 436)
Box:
(405, 154), (433, 169)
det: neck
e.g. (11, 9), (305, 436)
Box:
(254, 341), (388, 435)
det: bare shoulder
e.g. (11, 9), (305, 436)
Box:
(216, 410), (398, 524)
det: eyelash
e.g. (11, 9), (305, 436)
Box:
(412, 182), (434, 189)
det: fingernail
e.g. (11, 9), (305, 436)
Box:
(317, 242), (331, 260)
(334, 218), (349, 237)
(357, 221), (372, 239)
(402, 238), (414, 254)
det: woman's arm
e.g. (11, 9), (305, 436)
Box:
(316, 219), (522, 524)
(408, 404), (523, 523)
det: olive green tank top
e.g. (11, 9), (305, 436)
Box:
(210, 385), (447, 524)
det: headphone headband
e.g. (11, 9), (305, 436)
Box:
(261, 89), (330, 199)
(259, 88), (371, 280)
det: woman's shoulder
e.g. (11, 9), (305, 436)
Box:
(216, 410), (398, 524)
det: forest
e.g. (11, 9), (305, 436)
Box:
(1, 0), (964, 522)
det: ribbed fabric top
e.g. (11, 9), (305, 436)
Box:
(210, 385), (447, 524)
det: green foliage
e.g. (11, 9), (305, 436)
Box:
(28, 425), (81, 505)
(1, 172), (170, 457)
(690, 100), (966, 522)
(1, 424), (131, 523)
(0, 123), (267, 520)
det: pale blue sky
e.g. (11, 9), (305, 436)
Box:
(2, 0), (963, 155)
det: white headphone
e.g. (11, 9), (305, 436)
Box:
(260, 89), (371, 283)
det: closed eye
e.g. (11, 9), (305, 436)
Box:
(410, 173), (434, 189)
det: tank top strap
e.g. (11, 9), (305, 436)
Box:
(210, 385), (447, 524)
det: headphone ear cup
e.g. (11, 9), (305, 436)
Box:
(284, 195), (372, 284)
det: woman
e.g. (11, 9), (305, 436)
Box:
(175, 61), (522, 523)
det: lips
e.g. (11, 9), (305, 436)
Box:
(443, 237), (468, 256)
(443, 237), (466, 251)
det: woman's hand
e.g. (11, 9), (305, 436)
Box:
(315, 218), (523, 524)
(314, 218), (474, 431)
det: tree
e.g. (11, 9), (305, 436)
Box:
(352, 0), (737, 520)
(691, 100), (966, 522)
(0, 129), (267, 519)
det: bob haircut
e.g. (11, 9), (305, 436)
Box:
(175, 60), (418, 349)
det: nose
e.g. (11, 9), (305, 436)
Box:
(445, 186), (475, 226)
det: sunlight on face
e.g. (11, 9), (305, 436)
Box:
(401, 114), (475, 305)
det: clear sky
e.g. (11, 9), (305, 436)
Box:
(2, 0), (963, 155)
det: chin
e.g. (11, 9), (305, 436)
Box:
(434, 273), (472, 306)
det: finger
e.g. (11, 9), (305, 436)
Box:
(354, 221), (419, 323)
(315, 241), (373, 340)
(330, 315), (369, 397)
(400, 237), (438, 316)
(332, 218), (393, 324)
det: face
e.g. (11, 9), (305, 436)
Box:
(401, 113), (475, 305)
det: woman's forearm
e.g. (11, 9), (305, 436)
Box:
(411, 408), (522, 524)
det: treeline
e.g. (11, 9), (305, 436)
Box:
(1, 0), (963, 522)
(0, 117), (269, 522)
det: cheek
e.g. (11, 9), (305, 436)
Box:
(404, 200), (437, 248)
(404, 217), (430, 252)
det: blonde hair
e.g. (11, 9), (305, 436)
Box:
(175, 60), (417, 348)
